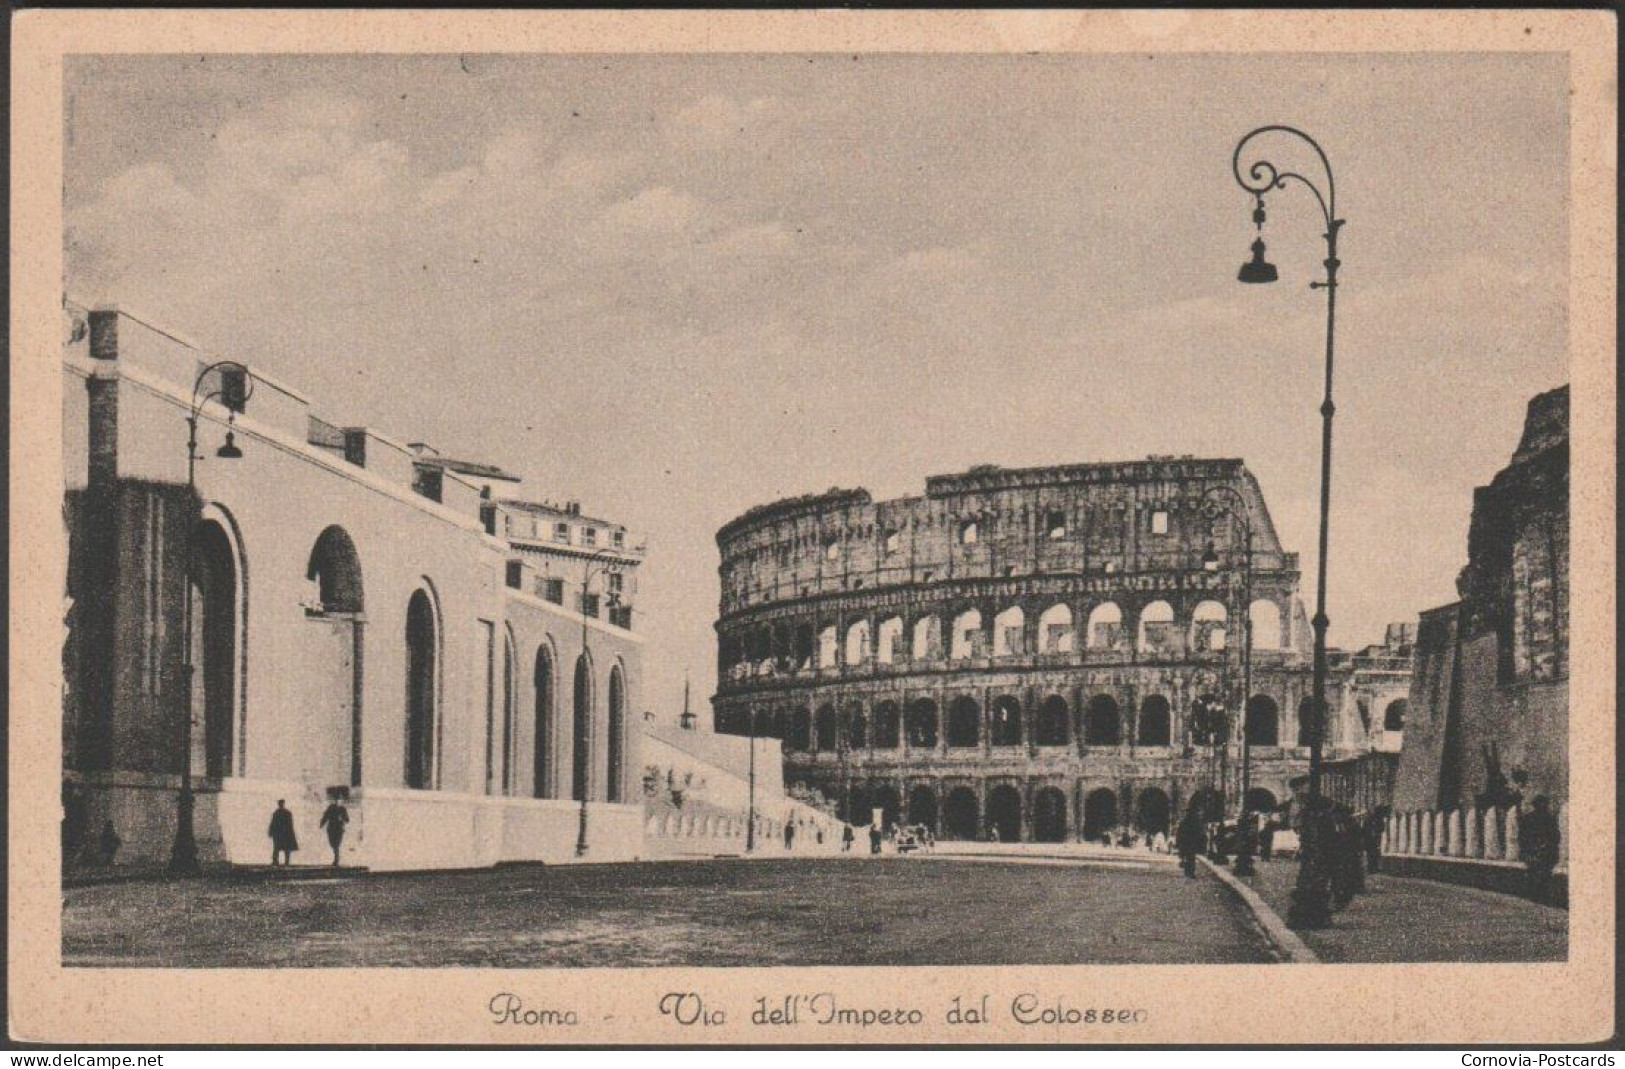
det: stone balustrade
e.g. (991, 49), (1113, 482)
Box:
(1383, 803), (1567, 867)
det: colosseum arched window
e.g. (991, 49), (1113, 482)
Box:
(1138, 695), (1171, 746)
(814, 704), (837, 751)
(959, 520), (979, 545)
(1087, 602), (1123, 649)
(817, 625), (838, 667)
(872, 701), (901, 748)
(846, 705), (868, 749)
(1084, 694), (1121, 746)
(876, 616), (904, 663)
(793, 624), (814, 670)
(993, 606), (1025, 656)
(1191, 600), (1228, 652)
(913, 615), (943, 660)
(946, 696), (980, 747)
(845, 619), (871, 665)
(1138, 600), (1176, 654)
(906, 699), (939, 747)
(990, 695), (1022, 746)
(788, 707), (812, 751)
(1036, 695), (1069, 745)
(1245, 695), (1279, 746)
(1038, 603), (1074, 653)
(1384, 698), (1408, 731)
(1250, 599), (1283, 648)
(951, 609), (984, 660)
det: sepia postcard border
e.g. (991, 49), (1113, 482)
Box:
(10, 8), (1617, 1046)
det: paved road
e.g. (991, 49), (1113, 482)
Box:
(63, 856), (1276, 967)
(1241, 858), (1566, 962)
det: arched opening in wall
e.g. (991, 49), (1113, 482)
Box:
(1087, 602), (1123, 649)
(1191, 600), (1228, 652)
(1384, 699), (1408, 731)
(1192, 693), (1229, 746)
(1250, 600), (1283, 649)
(572, 653), (593, 802)
(950, 609), (983, 660)
(1032, 787), (1068, 842)
(1138, 600), (1176, 654)
(1083, 788), (1118, 841)
(906, 700), (938, 748)
(946, 696), (980, 748)
(1036, 695), (1069, 746)
(788, 707), (812, 752)
(305, 524), (364, 786)
(1038, 603), (1074, 653)
(1136, 788), (1172, 836)
(1190, 787), (1223, 823)
(1084, 695), (1121, 746)
(533, 645), (554, 798)
(191, 519), (239, 780)
(907, 785), (937, 832)
(501, 630), (517, 794)
(872, 701), (900, 749)
(986, 784), (1022, 842)
(871, 785), (900, 829)
(1245, 695), (1280, 746)
(1138, 695), (1172, 746)
(846, 785), (871, 826)
(993, 605), (1025, 656)
(877, 616), (903, 664)
(769, 708), (787, 740)
(990, 696), (1022, 746)
(1297, 696), (1321, 747)
(814, 705), (836, 751)
(792, 624), (814, 670)
(607, 664), (627, 803)
(912, 616), (943, 661)
(817, 625), (838, 668)
(404, 588), (437, 790)
(845, 619), (871, 665)
(942, 787), (978, 840)
(846, 704), (868, 749)
(1244, 787), (1278, 816)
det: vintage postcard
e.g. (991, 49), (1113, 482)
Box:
(9, 9), (1617, 1047)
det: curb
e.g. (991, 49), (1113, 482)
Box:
(1199, 856), (1319, 964)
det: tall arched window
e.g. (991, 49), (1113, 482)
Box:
(1245, 694), (1280, 746)
(845, 619), (871, 665)
(1038, 603), (1074, 653)
(1250, 599), (1283, 649)
(946, 696), (980, 747)
(950, 609), (983, 660)
(1191, 600), (1228, 652)
(306, 524), (364, 785)
(872, 701), (901, 749)
(990, 695), (1022, 746)
(814, 704), (837, 752)
(191, 518), (241, 780)
(993, 606), (1025, 656)
(572, 653), (593, 801)
(876, 616), (904, 663)
(1087, 602), (1123, 649)
(606, 664), (627, 802)
(1138, 600), (1175, 653)
(501, 629), (517, 794)
(404, 588), (438, 789)
(533, 644), (554, 798)
(1138, 695), (1171, 746)
(1084, 694), (1121, 746)
(1036, 695), (1069, 746)
(788, 707), (812, 751)
(912, 616), (943, 661)
(906, 699), (939, 747)
(1383, 699), (1408, 731)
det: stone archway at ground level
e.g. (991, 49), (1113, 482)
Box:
(906, 785), (937, 833)
(985, 784), (1022, 842)
(871, 785), (901, 829)
(1083, 788), (1118, 842)
(1136, 787), (1172, 836)
(1031, 786), (1068, 842)
(846, 785), (872, 826)
(942, 787), (978, 840)
(1244, 787), (1279, 816)
(1190, 787), (1224, 822)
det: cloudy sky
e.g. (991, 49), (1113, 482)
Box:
(66, 53), (1568, 724)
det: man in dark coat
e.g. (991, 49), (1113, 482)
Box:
(1175, 805), (1206, 879)
(319, 799), (350, 868)
(268, 799), (298, 867)
(1363, 807), (1388, 875)
(868, 823), (883, 855)
(1520, 796), (1561, 904)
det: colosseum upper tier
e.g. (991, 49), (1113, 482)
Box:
(712, 457), (1367, 844)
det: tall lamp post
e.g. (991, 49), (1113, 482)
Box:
(1202, 484), (1254, 875)
(746, 707), (757, 853)
(171, 361), (253, 876)
(575, 546), (623, 858)
(1230, 124), (1342, 928)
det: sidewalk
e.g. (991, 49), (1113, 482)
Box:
(1239, 858), (1567, 962)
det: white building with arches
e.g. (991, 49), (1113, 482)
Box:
(61, 304), (645, 871)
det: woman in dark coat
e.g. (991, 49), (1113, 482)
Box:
(1175, 805), (1206, 879)
(268, 799), (298, 867)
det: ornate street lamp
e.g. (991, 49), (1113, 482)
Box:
(575, 546), (623, 858)
(171, 361), (253, 875)
(1203, 484), (1255, 875)
(1230, 124), (1342, 928)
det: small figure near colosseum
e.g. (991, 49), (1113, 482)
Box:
(1176, 804), (1206, 878)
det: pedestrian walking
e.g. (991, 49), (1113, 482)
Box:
(1175, 804), (1205, 878)
(1363, 807), (1387, 875)
(268, 799), (298, 867)
(784, 820), (796, 851)
(841, 824), (854, 852)
(319, 798), (350, 868)
(1520, 795), (1561, 904)
(868, 823), (882, 855)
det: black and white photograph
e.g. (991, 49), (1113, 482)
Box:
(11, 8), (1616, 1048)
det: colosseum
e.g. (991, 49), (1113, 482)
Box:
(712, 457), (1384, 844)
